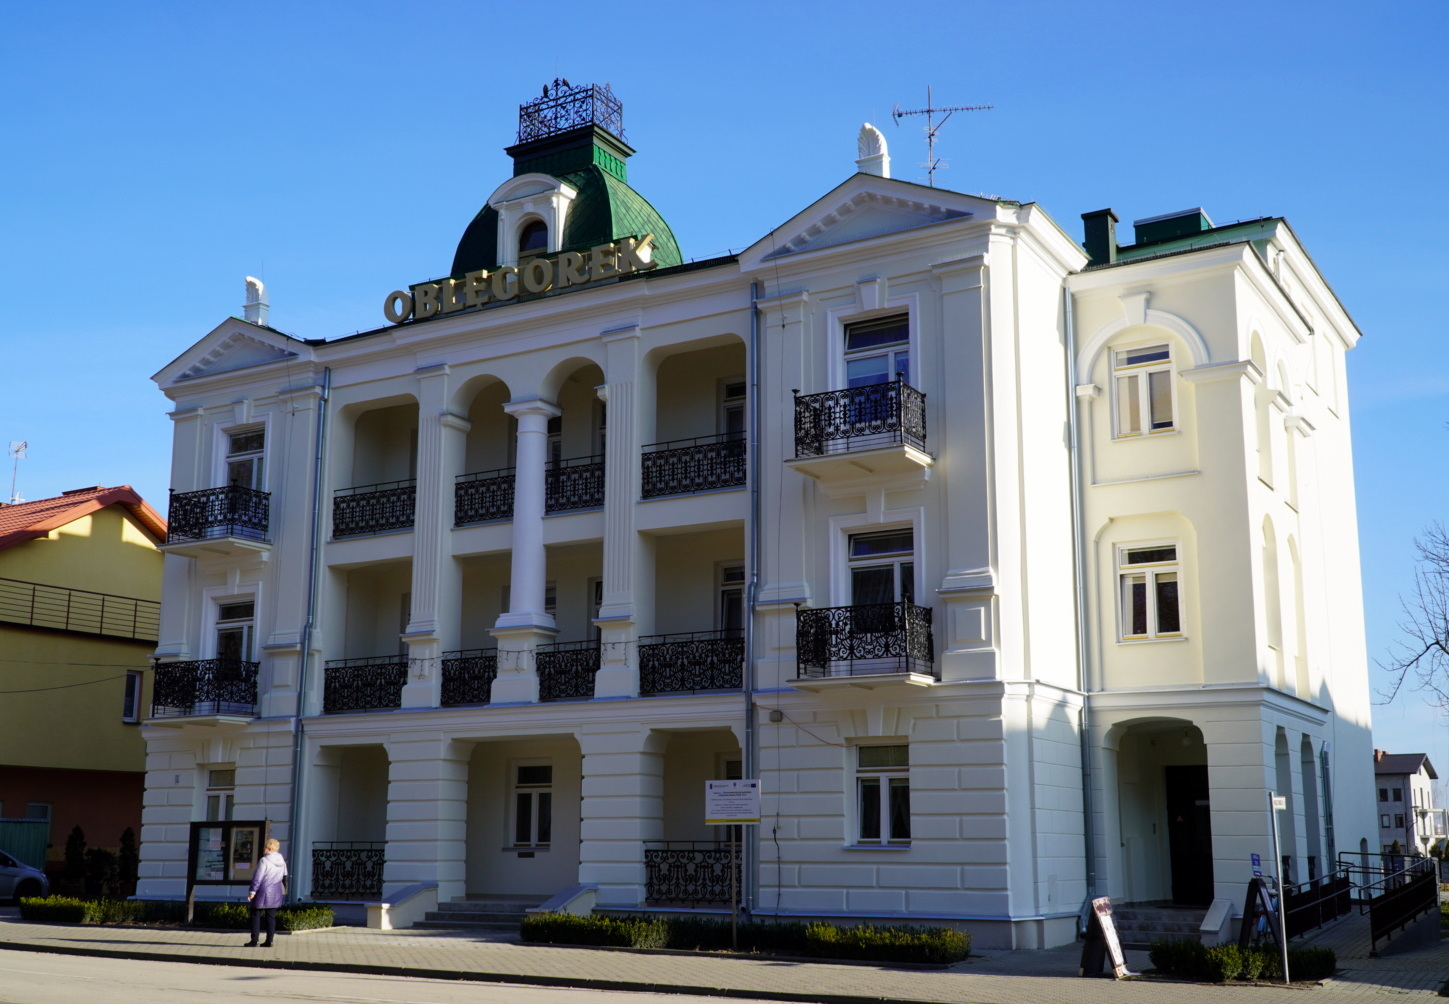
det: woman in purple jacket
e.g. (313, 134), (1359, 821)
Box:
(245, 838), (287, 947)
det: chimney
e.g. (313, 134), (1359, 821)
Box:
(1081, 209), (1118, 266)
(1132, 207), (1214, 246)
(244, 276), (269, 327)
(1375, 749), (1385, 761)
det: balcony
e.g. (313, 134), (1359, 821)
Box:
(537, 639), (600, 700)
(333, 479), (416, 538)
(641, 434), (746, 499)
(0, 577), (158, 642)
(455, 468), (515, 525)
(322, 655), (407, 713)
(163, 486), (270, 556)
(440, 648), (498, 706)
(639, 630), (744, 695)
(310, 841), (384, 900)
(545, 455), (605, 513)
(149, 658), (258, 720)
(644, 840), (739, 906)
(788, 381), (932, 486)
(793, 601), (936, 688)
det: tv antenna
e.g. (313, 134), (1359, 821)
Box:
(8, 441), (26, 504)
(892, 86), (993, 187)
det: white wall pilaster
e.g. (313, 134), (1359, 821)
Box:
(577, 726), (666, 907)
(383, 737), (471, 902)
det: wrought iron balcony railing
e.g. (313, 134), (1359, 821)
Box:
(793, 380), (927, 458)
(644, 840), (739, 906)
(0, 577), (159, 642)
(641, 434), (746, 499)
(167, 486), (270, 543)
(537, 639), (600, 701)
(322, 655), (407, 713)
(545, 455), (605, 513)
(795, 602), (935, 677)
(150, 658), (259, 718)
(332, 479), (416, 538)
(310, 841), (384, 900)
(455, 468), (515, 525)
(639, 630), (744, 695)
(440, 648), (498, 706)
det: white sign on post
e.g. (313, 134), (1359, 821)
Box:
(1271, 796), (1287, 811)
(705, 779), (760, 824)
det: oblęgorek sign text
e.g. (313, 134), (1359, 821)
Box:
(383, 235), (658, 324)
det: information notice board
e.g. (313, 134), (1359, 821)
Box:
(185, 820), (271, 921)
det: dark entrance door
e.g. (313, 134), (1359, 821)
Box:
(1164, 764), (1214, 905)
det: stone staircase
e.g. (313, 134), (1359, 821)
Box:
(412, 893), (549, 932)
(1110, 903), (1208, 947)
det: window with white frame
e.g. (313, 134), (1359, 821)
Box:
(856, 745), (910, 845)
(226, 428), (265, 489)
(1113, 344), (1174, 437)
(122, 670), (143, 723)
(1380, 814), (1391, 828)
(1118, 545), (1181, 639)
(844, 316), (910, 388)
(215, 601), (255, 662)
(518, 219), (548, 258)
(720, 380), (746, 440)
(205, 769), (235, 821)
(512, 763), (553, 847)
(719, 563), (745, 633)
(849, 529), (915, 606)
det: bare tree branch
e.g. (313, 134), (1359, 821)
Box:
(1379, 522), (1449, 709)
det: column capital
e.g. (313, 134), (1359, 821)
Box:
(504, 398), (562, 420)
(439, 411), (472, 433)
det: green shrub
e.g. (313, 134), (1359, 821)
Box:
(279, 905), (334, 931)
(521, 913), (668, 948)
(1287, 945), (1336, 981)
(14, 896), (330, 931)
(804, 921), (969, 964)
(1149, 938), (1206, 976)
(18, 895), (88, 923)
(1200, 944), (1243, 982)
(1240, 945), (1269, 980)
(661, 917), (810, 954)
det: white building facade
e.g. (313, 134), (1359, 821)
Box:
(139, 84), (1376, 949)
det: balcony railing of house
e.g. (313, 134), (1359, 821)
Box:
(644, 840), (739, 906)
(440, 648), (498, 706)
(537, 639), (600, 700)
(310, 841), (384, 899)
(166, 486), (270, 543)
(793, 380), (927, 457)
(332, 479), (416, 537)
(639, 630), (744, 694)
(545, 455), (605, 513)
(796, 602), (935, 677)
(0, 577), (159, 642)
(454, 468), (515, 525)
(640, 434), (746, 498)
(150, 658), (259, 718)
(322, 655), (407, 713)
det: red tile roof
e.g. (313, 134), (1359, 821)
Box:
(0, 485), (167, 553)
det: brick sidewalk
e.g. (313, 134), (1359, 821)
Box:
(0, 909), (1443, 1003)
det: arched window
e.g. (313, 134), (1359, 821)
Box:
(518, 220), (548, 257)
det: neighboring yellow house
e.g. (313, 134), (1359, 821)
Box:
(0, 486), (165, 880)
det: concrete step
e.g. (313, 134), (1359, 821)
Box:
(423, 910), (528, 923)
(435, 901), (540, 914)
(412, 918), (522, 931)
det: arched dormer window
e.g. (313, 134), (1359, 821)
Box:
(518, 220), (548, 257)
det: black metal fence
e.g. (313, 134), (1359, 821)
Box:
(0, 577), (159, 642)
(644, 841), (738, 906)
(641, 435), (746, 498)
(333, 479), (416, 537)
(517, 80), (624, 143)
(322, 656), (407, 713)
(793, 380), (927, 457)
(167, 486), (270, 542)
(796, 602), (935, 677)
(537, 640), (600, 700)
(441, 649), (498, 706)
(150, 659), (259, 718)
(455, 469), (515, 525)
(545, 456), (605, 513)
(310, 842), (384, 900)
(639, 630), (744, 694)
(1282, 871), (1353, 939)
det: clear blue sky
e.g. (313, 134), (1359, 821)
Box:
(3, 1), (1446, 785)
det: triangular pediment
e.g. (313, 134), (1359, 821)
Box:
(153, 318), (308, 387)
(739, 174), (1002, 268)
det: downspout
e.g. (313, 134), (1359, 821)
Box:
(1064, 284), (1098, 919)
(744, 280), (762, 915)
(287, 366), (331, 902)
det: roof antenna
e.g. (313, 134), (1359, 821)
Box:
(892, 86), (993, 188)
(8, 440), (26, 504)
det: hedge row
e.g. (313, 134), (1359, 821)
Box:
(18, 896), (333, 931)
(520, 912), (970, 964)
(1149, 938), (1336, 982)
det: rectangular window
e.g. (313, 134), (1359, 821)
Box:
(1379, 787), (1389, 802)
(205, 769), (235, 821)
(719, 563), (745, 633)
(844, 316), (910, 388)
(849, 529), (915, 606)
(1381, 814), (1391, 827)
(1395, 814), (1405, 828)
(25, 802), (51, 823)
(721, 380), (746, 440)
(512, 763), (553, 847)
(226, 428), (265, 489)
(856, 745), (910, 845)
(1113, 344), (1174, 437)
(1119, 545), (1181, 639)
(122, 670), (143, 723)
(216, 601), (255, 662)
(1392, 788), (1402, 802)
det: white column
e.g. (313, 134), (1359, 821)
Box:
(595, 327), (644, 697)
(383, 737), (470, 903)
(577, 726), (666, 907)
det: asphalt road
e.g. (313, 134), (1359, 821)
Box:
(0, 950), (779, 1004)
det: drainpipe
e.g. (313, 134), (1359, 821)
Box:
(744, 281), (762, 915)
(287, 366), (331, 903)
(1064, 284), (1098, 917)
